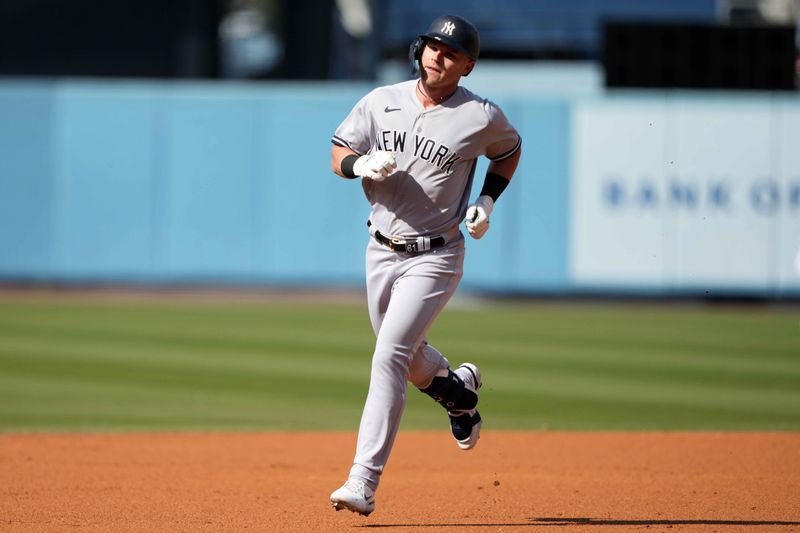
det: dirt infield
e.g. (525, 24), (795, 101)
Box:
(2, 431), (799, 532)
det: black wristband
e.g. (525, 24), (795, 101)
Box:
(340, 154), (359, 179)
(479, 172), (510, 202)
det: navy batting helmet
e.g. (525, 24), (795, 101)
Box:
(409, 15), (480, 74)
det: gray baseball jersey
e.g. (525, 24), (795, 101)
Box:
(333, 78), (520, 237)
(332, 78), (520, 491)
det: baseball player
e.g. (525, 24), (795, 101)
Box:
(329, 14), (521, 516)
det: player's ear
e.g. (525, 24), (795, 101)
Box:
(463, 59), (476, 77)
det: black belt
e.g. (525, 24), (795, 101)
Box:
(368, 221), (446, 254)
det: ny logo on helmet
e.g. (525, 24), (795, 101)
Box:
(441, 21), (455, 35)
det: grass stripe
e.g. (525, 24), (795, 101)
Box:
(1, 296), (798, 432)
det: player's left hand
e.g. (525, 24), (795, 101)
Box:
(465, 195), (494, 239)
(353, 151), (397, 181)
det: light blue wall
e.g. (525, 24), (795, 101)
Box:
(0, 83), (55, 278)
(55, 84), (159, 279)
(1, 78), (797, 296)
(0, 80), (569, 290)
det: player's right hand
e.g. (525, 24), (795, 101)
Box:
(353, 151), (397, 181)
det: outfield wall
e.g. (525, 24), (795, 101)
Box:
(0, 79), (798, 296)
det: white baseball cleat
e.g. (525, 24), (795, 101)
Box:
(330, 477), (375, 516)
(449, 363), (482, 450)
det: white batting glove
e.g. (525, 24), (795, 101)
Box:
(465, 195), (494, 240)
(353, 151), (397, 181)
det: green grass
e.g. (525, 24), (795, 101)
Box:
(0, 294), (798, 432)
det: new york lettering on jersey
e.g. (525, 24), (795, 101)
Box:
(375, 130), (462, 172)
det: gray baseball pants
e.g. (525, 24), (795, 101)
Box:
(348, 230), (465, 489)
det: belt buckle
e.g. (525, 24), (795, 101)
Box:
(390, 236), (418, 253)
(390, 236), (405, 252)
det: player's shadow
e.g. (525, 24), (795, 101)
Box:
(531, 517), (800, 527)
(360, 517), (800, 528)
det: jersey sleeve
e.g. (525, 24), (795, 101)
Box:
(481, 101), (521, 162)
(331, 92), (374, 156)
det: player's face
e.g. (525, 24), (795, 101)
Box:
(421, 41), (475, 87)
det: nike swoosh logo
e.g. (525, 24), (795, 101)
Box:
(384, 106), (401, 113)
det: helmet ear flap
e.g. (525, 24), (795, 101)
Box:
(408, 36), (425, 75)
